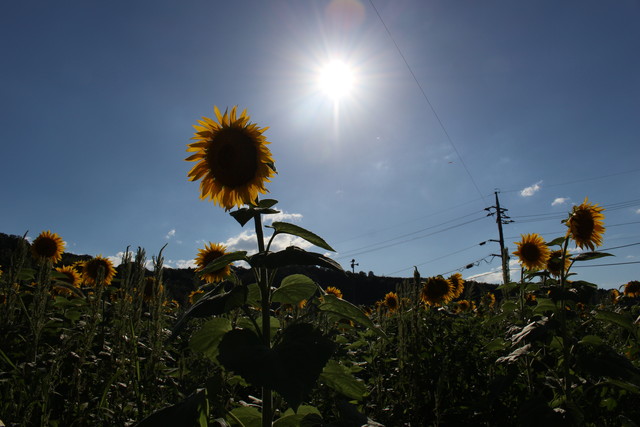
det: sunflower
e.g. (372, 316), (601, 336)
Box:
(195, 243), (231, 283)
(325, 286), (343, 299)
(448, 273), (465, 299)
(186, 106), (276, 210)
(481, 292), (496, 309)
(624, 280), (640, 298)
(610, 289), (621, 304)
(513, 233), (551, 271)
(82, 256), (117, 286)
(565, 197), (605, 251)
(31, 231), (65, 263)
(455, 300), (471, 313)
(546, 249), (571, 278)
(420, 276), (454, 306)
(188, 289), (204, 305)
(55, 265), (81, 288)
(384, 292), (399, 312)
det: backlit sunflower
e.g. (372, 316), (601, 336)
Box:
(384, 292), (399, 312)
(325, 286), (343, 299)
(188, 289), (204, 305)
(610, 289), (620, 304)
(448, 273), (465, 299)
(455, 300), (471, 313)
(55, 265), (81, 288)
(420, 276), (454, 306)
(195, 243), (231, 283)
(546, 250), (571, 278)
(481, 292), (496, 309)
(186, 106), (276, 210)
(513, 233), (551, 271)
(624, 280), (640, 298)
(82, 256), (117, 286)
(565, 197), (605, 251)
(31, 231), (65, 263)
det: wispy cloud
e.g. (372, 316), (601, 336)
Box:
(467, 259), (520, 284)
(636, 208), (640, 214)
(551, 197), (569, 206)
(165, 259), (197, 269)
(263, 211), (303, 225)
(520, 180), (543, 197)
(106, 251), (154, 269)
(165, 229), (176, 239)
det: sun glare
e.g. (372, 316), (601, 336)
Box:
(318, 61), (355, 100)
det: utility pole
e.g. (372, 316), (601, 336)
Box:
(485, 191), (513, 286)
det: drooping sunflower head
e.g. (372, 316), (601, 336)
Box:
(384, 292), (399, 312)
(186, 106), (276, 210)
(624, 280), (640, 298)
(55, 265), (81, 288)
(188, 289), (204, 305)
(610, 289), (620, 304)
(565, 197), (605, 251)
(546, 249), (571, 278)
(31, 231), (65, 263)
(325, 286), (343, 299)
(420, 276), (454, 306)
(194, 243), (231, 283)
(481, 292), (496, 309)
(455, 299), (471, 313)
(82, 256), (117, 286)
(448, 273), (465, 299)
(513, 233), (551, 271)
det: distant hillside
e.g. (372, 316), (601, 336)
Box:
(1, 231), (502, 305)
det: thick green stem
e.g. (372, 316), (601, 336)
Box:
(254, 212), (273, 427)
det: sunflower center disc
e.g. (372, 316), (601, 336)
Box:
(207, 129), (258, 188)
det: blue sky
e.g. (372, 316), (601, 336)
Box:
(2, 0), (639, 289)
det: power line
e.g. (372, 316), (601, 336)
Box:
(501, 168), (640, 194)
(385, 243), (483, 276)
(337, 216), (487, 259)
(337, 210), (485, 258)
(368, 0), (487, 205)
(573, 261), (640, 268)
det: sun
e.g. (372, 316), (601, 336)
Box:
(317, 60), (355, 100)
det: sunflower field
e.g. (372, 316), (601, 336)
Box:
(1, 107), (639, 426)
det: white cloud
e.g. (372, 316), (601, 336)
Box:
(165, 259), (197, 269)
(636, 208), (640, 214)
(263, 211), (303, 225)
(467, 259), (520, 284)
(165, 229), (176, 239)
(106, 251), (154, 269)
(551, 197), (569, 206)
(223, 229), (314, 255)
(520, 180), (543, 197)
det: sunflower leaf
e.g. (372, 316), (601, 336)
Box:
(272, 274), (318, 305)
(229, 209), (255, 227)
(319, 360), (367, 400)
(546, 236), (566, 247)
(268, 222), (335, 252)
(199, 251), (248, 275)
(318, 294), (386, 338)
(257, 199), (279, 209)
(249, 246), (343, 272)
(572, 251), (614, 262)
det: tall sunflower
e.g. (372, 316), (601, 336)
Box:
(546, 249), (571, 278)
(186, 106), (276, 210)
(195, 243), (231, 283)
(513, 233), (551, 271)
(384, 292), (399, 312)
(31, 231), (65, 263)
(448, 273), (465, 299)
(565, 197), (605, 251)
(624, 280), (640, 298)
(82, 256), (117, 286)
(420, 276), (454, 306)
